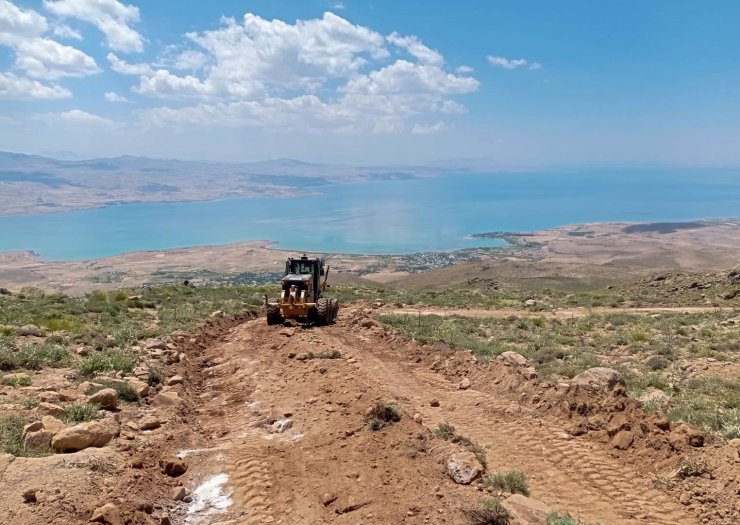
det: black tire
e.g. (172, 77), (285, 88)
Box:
(316, 298), (331, 325)
(266, 304), (283, 325)
(329, 298), (339, 323)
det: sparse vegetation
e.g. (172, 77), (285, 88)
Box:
(308, 350), (342, 359)
(675, 457), (713, 479)
(2, 374), (31, 387)
(91, 379), (140, 402)
(366, 401), (401, 431)
(0, 415), (25, 456)
(484, 469), (530, 496)
(461, 498), (511, 525)
(433, 422), (488, 469)
(63, 403), (100, 423)
(546, 512), (591, 525)
(77, 349), (138, 377)
(147, 367), (163, 387)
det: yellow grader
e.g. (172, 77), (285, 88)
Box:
(265, 255), (338, 325)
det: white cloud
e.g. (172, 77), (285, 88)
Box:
(487, 55), (542, 70)
(0, 0), (48, 40)
(387, 32), (443, 66)
(411, 121), (445, 135)
(104, 91), (128, 102)
(172, 49), (208, 71)
(52, 23), (82, 40)
(0, 71), (71, 99)
(43, 0), (144, 53)
(15, 37), (99, 79)
(36, 108), (117, 126)
(329, 1), (346, 9)
(107, 52), (152, 75)
(455, 65), (473, 74)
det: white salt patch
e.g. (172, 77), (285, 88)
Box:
(177, 446), (227, 459)
(186, 474), (232, 523)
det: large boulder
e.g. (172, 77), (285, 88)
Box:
(497, 351), (530, 367)
(51, 421), (113, 453)
(504, 494), (552, 525)
(23, 430), (55, 452)
(572, 367), (623, 390)
(446, 452), (481, 485)
(18, 324), (44, 337)
(89, 388), (118, 410)
(37, 402), (65, 418)
(41, 416), (65, 434)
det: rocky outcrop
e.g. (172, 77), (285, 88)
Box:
(51, 421), (113, 453)
(446, 452), (481, 485)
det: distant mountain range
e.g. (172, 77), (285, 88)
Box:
(0, 151), (513, 216)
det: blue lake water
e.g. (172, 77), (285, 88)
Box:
(1, 169), (739, 261)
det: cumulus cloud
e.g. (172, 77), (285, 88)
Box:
(43, 0), (144, 52)
(455, 65), (473, 74)
(0, 0), (99, 80)
(0, 71), (71, 99)
(104, 91), (128, 102)
(411, 121), (445, 135)
(487, 55), (541, 70)
(35, 108), (117, 126)
(52, 23), (82, 40)
(129, 12), (478, 135)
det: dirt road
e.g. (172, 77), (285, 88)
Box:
(177, 307), (717, 525)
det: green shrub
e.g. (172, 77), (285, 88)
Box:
(546, 513), (583, 525)
(147, 367), (163, 387)
(462, 498), (510, 525)
(1, 344), (71, 371)
(91, 379), (139, 402)
(77, 349), (138, 377)
(484, 469), (529, 496)
(2, 374), (31, 387)
(366, 401), (401, 430)
(0, 416), (25, 456)
(64, 403), (100, 423)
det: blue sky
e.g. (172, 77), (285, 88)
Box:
(1, 0), (739, 167)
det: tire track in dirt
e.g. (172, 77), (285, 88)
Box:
(321, 325), (698, 525)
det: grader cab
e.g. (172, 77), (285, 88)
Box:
(265, 255), (339, 325)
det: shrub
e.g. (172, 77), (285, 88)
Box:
(433, 422), (458, 441)
(2, 344), (71, 371)
(366, 401), (401, 430)
(675, 458), (712, 479)
(2, 374), (31, 387)
(546, 513), (583, 525)
(147, 367), (163, 387)
(0, 416), (25, 456)
(461, 498), (510, 525)
(484, 469), (530, 496)
(308, 350), (342, 359)
(91, 379), (139, 402)
(64, 403), (100, 423)
(77, 349), (138, 377)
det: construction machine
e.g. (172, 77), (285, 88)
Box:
(265, 254), (339, 325)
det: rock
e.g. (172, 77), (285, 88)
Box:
(23, 421), (44, 436)
(651, 413), (671, 431)
(497, 351), (531, 367)
(321, 492), (338, 506)
(160, 456), (188, 477)
(38, 391), (62, 403)
(151, 391), (182, 407)
(172, 486), (189, 501)
(51, 421), (113, 453)
(520, 366), (538, 380)
(612, 430), (635, 450)
(89, 388), (118, 410)
(572, 367), (623, 390)
(458, 378), (471, 390)
(128, 379), (150, 398)
(23, 430), (55, 452)
(90, 503), (123, 525)
(166, 375), (184, 386)
(295, 353), (311, 361)
(413, 413), (423, 423)
(504, 494), (552, 524)
(139, 416), (161, 431)
(270, 418), (293, 434)
(606, 414), (631, 438)
(145, 339), (167, 350)
(687, 429), (705, 448)
(22, 488), (38, 503)
(78, 381), (103, 395)
(446, 452), (482, 485)
(429, 399), (440, 407)
(18, 324), (43, 337)
(37, 402), (65, 418)
(644, 355), (669, 371)
(639, 387), (672, 408)
(524, 299), (537, 307)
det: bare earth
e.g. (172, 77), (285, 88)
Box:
(1, 220), (739, 294)
(3, 305), (737, 525)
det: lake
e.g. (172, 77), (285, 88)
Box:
(2, 168), (739, 260)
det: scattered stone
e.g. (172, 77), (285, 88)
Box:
(651, 413), (671, 431)
(413, 413), (423, 423)
(524, 299), (537, 307)
(23, 421), (44, 436)
(520, 367), (538, 380)
(18, 324), (43, 337)
(51, 421), (113, 453)
(572, 367), (623, 390)
(458, 378), (471, 390)
(166, 375), (184, 386)
(612, 430), (635, 450)
(38, 391), (61, 403)
(504, 494), (552, 524)
(687, 429), (705, 448)
(145, 340), (167, 350)
(446, 452), (482, 485)
(172, 486), (189, 501)
(90, 503), (123, 525)
(151, 391), (182, 407)
(78, 381), (103, 395)
(22, 489), (37, 503)
(497, 351), (531, 367)
(321, 492), (338, 506)
(23, 430), (55, 452)
(270, 418), (293, 434)
(128, 379), (150, 398)
(139, 416), (161, 431)
(160, 456), (188, 477)
(89, 388), (118, 410)
(430, 399), (440, 407)
(639, 387), (672, 408)
(37, 402), (65, 418)
(296, 353), (311, 361)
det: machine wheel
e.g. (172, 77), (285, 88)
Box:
(316, 298), (331, 325)
(266, 304), (283, 325)
(329, 298), (339, 323)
